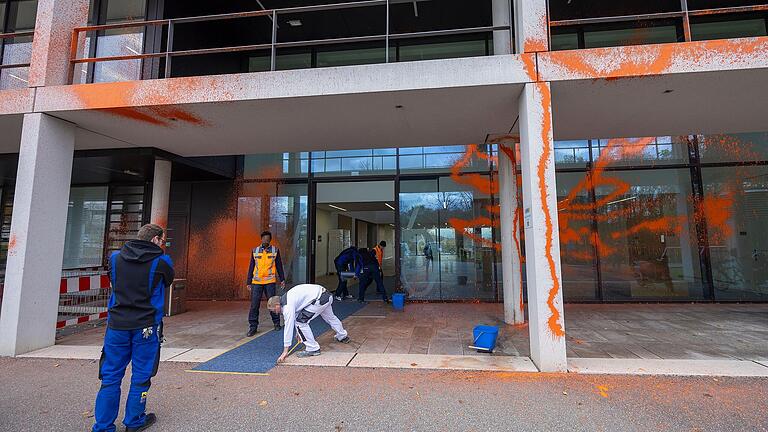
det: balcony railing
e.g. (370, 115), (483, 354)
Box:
(69, 0), (513, 84)
(550, 3), (768, 50)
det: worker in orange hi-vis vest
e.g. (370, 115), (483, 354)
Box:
(373, 240), (386, 268)
(245, 231), (286, 337)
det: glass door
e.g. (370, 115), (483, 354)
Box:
(399, 177), (496, 300)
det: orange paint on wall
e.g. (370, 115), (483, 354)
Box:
(534, 82), (565, 338)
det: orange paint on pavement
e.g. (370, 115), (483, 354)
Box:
(534, 82), (564, 338)
(597, 385), (609, 398)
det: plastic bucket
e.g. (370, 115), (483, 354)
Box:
(472, 325), (499, 353)
(392, 293), (405, 311)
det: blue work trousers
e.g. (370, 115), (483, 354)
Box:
(93, 325), (161, 432)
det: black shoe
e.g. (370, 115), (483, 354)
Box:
(274, 324), (282, 331)
(296, 350), (321, 358)
(126, 413), (156, 432)
(246, 328), (258, 337)
(337, 336), (351, 344)
(357, 300), (367, 304)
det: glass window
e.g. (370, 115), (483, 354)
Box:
(591, 136), (689, 167)
(316, 46), (387, 68)
(63, 187), (108, 269)
(595, 169), (704, 300)
(703, 165), (768, 300)
(697, 132), (768, 163)
(687, 0), (768, 10)
(249, 51), (312, 72)
(243, 153), (308, 179)
(555, 140), (590, 168)
(0, 0), (37, 89)
(398, 38), (487, 62)
(583, 22), (681, 48)
(690, 16), (767, 41)
(93, 0), (147, 83)
(312, 148), (397, 177)
(557, 171), (599, 300)
(399, 145), (492, 173)
(549, 0), (681, 21)
(551, 32), (579, 51)
(235, 182), (308, 298)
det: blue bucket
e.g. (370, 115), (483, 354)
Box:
(471, 325), (499, 353)
(392, 293), (405, 311)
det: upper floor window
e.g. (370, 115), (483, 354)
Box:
(0, 0), (37, 90)
(74, 0), (514, 83)
(549, 0), (768, 50)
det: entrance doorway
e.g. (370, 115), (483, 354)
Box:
(311, 180), (396, 300)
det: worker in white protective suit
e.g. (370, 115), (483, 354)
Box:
(268, 284), (350, 362)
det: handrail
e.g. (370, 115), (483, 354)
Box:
(0, 30), (34, 39)
(69, 2), (512, 83)
(550, 3), (768, 27)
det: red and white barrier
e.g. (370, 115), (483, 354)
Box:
(59, 274), (110, 294)
(56, 312), (109, 329)
(56, 273), (111, 329)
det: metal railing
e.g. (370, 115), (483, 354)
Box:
(550, 3), (768, 46)
(0, 30), (34, 70)
(69, 0), (512, 83)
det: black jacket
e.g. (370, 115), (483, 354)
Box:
(107, 240), (175, 330)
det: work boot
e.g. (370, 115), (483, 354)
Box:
(337, 337), (351, 344)
(296, 350), (321, 358)
(246, 328), (258, 337)
(274, 324), (282, 331)
(126, 413), (156, 432)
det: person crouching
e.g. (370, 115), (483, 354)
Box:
(268, 284), (350, 362)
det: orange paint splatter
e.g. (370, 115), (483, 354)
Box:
(8, 234), (17, 254)
(534, 82), (564, 338)
(99, 107), (167, 126)
(597, 385), (609, 398)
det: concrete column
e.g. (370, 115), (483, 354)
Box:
(498, 142), (524, 324)
(513, 0), (549, 53)
(150, 159), (172, 228)
(28, 0), (90, 87)
(0, 114), (75, 356)
(492, 0), (512, 55)
(518, 82), (567, 372)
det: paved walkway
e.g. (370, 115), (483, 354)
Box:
(2, 357), (767, 431)
(45, 300), (768, 376)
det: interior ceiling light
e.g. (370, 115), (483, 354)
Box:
(328, 204), (348, 212)
(412, 1), (418, 17)
(287, 19), (302, 27)
(123, 169), (141, 176)
(385, 203), (395, 210)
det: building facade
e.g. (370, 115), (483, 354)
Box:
(0, 0), (766, 371)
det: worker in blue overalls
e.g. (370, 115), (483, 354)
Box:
(92, 224), (174, 432)
(333, 246), (363, 301)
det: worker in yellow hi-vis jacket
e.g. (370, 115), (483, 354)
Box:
(245, 231), (286, 337)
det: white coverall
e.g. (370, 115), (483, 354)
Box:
(281, 284), (348, 352)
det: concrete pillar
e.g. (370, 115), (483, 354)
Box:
(498, 142), (524, 324)
(150, 159), (172, 228)
(513, 0), (549, 53)
(492, 0), (513, 55)
(28, 0), (90, 87)
(518, 82), (567, 372)
(0, 114), (75, 356)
